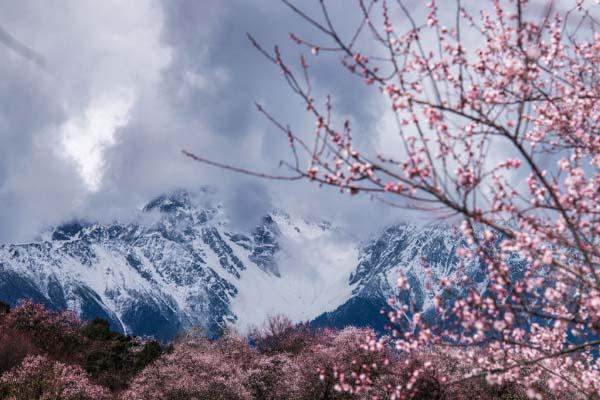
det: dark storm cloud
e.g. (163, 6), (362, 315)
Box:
(93, 0), (402, 236)
(0, 0), (403, 243)
(151, 0), (398, 232)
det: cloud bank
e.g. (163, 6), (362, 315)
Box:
(0, 0), (407, 243)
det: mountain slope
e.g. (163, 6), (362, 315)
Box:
(0, 190), (499, 340)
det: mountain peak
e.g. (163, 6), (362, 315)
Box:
(51, 221), (90, 241)
(142, 190), (193, 213)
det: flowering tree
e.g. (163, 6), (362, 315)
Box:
(185, 0), (600, 397)
(121, 334), (254, 400)
(0, 354), (110, 400)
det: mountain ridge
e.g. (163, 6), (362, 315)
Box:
(0, 189), (489, 340)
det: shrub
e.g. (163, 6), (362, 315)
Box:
(249, 315), (315, 355)
(0, 326), (38, 374)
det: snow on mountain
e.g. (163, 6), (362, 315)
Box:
(231, 213), (357, 332)
(0, 189), (496, 340)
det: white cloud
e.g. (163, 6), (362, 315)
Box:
(60, 89), (134, 191)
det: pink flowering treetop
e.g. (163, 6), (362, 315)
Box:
(0, 354), (110, 400)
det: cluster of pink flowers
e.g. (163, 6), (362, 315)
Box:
(122, 335), (253, 400)
(0, 354), (109, 400)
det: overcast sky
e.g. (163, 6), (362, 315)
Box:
(0, 0), (417, 243)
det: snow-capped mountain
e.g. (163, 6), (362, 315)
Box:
(0, 190), (359, 339)
(313, 224), (489, 331)
(0, 189), (493, 340)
